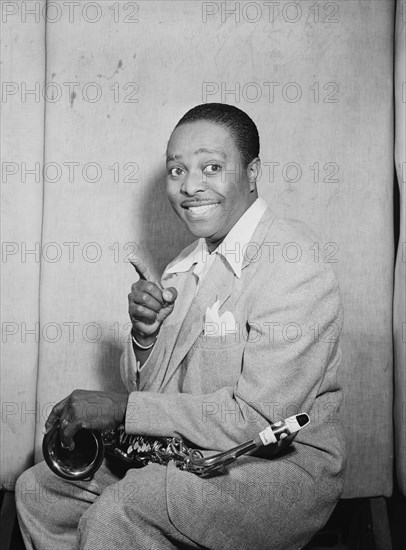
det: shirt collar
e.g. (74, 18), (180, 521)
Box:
(165, 197), (268, 278)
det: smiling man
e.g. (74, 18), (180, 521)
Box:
(166, 116), (259, 252)
(16, 103), (346, 550)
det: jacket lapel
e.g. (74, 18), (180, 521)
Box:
(138, 269), (197, 391)
(241, 207), (276, 271)
(159, 253), (235, 390)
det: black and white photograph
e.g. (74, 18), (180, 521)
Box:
(1, 1), (405, 549)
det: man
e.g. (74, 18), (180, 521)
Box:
(16, 103), (345, 549)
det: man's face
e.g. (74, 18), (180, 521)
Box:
(166, 121), (258, 249)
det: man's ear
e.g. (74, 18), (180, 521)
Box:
(246, 157), (261, 192)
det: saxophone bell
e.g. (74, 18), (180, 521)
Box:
(42, 422), (105, 481)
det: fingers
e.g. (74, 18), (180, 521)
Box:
(129, 282), (177, 307)
(44, 395), (78, 450)
(59, 416), (79, 451)
(128, 284), (177, 328)
(44, 395), (69, 433)
(130, 281), (165, 306)
(129, 255), (162, 289)
(129, 293), (160, 325)
(54, 390), (129, 450)
(131, 288), (164, 313)
(127, 247), (178, 337)
(129, 302), (159, 324)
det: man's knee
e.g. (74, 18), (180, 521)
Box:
(78, 479), (138, 529)
(16, 461), (73, 511)
(77, 472), (165, 546)
(77, 485), (129, 546)
(15, 464), (44, 509)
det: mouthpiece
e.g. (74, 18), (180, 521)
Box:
(257, 413), (310, 446)
(296, 413), (309, 427)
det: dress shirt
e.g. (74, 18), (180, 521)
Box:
(165, 196), (268, 290)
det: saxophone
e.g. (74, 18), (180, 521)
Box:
(42, 414), (309, 481)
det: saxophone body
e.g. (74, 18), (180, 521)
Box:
(42, 423), (204, 481)
(43, 414), (310, 481)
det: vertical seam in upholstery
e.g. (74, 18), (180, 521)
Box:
(33, 0), (49, 455)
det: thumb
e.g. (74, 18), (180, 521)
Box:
(156, 287), (177, 324)
(162, 287), (177, 304)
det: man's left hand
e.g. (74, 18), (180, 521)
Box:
(44, 389), (129, 450)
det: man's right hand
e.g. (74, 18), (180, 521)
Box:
(128, 281), (177, 345)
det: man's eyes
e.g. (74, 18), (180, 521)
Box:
(202, 164), (221, 175)
(167, 164), (222, 177)
(168, 167), (184, 177)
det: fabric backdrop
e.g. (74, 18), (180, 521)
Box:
(1, 0), (402, 499)
(1, 1), (46, 491)
(394, 0), (406, 496)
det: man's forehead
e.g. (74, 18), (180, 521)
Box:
(167, 121), (235, 153)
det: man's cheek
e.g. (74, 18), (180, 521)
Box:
(166, 194), (179, 212)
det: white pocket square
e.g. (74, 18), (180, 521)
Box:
(204, 300), (236, 337)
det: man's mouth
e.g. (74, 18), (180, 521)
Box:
(182, 202), (220, 219)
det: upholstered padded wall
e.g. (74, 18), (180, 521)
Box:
(394, 0), (406, 497)
(1, 1), (395, 498)
(1, 4), (46, 488)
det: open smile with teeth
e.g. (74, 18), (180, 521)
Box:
(184, 203), (219, 217)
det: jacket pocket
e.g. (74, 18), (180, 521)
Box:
(192, 332), (245, 350)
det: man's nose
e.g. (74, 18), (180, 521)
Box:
(181, 171), (206, 195)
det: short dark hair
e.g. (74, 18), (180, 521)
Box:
(174, 103), (260, 168)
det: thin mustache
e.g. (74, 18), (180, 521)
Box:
(181, 200), (220, 207)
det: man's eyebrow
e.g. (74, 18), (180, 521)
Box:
(166, 148), (226, 162)
(194, 147), (226, 158)
(166, 153), (181, 162)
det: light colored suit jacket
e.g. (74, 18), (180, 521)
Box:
(120, 207), (345, 550)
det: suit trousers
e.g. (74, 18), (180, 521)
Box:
(15, 460), (202, 550)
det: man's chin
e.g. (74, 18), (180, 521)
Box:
(181, 216), (219, 238)
(185, 224), (215, 239)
